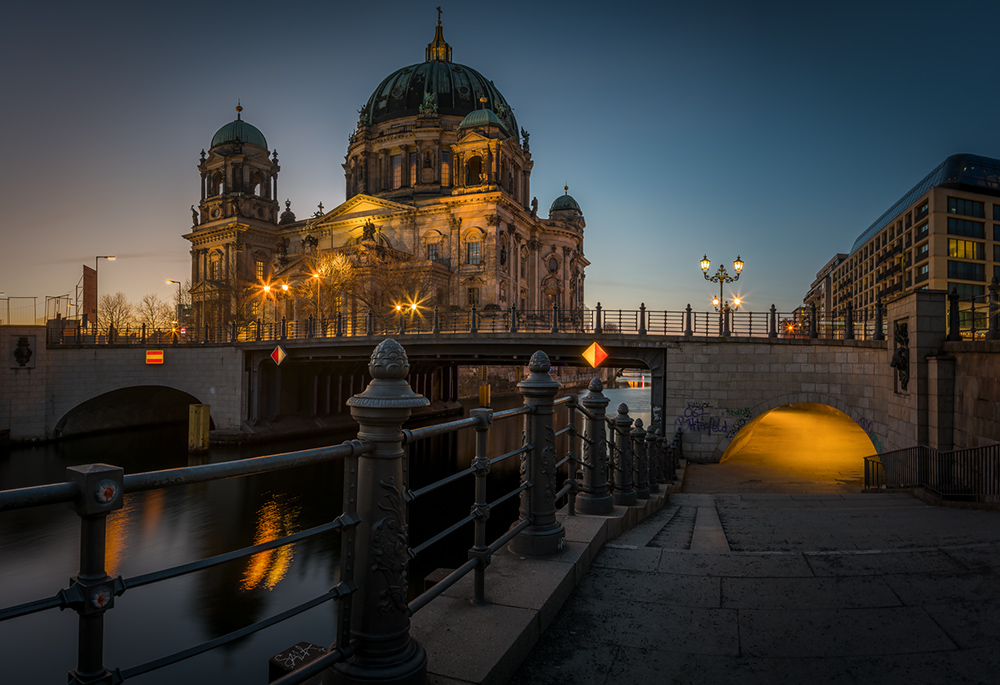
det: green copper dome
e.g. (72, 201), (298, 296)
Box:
(550, 190), (582, 214)
(459, 108), (509, 135)
(359, 21), (519, 141)
(211, 114), (268, 150)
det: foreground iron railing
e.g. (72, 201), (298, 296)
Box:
(864, 443), (1000, 501)
(0, 340), (681, 684)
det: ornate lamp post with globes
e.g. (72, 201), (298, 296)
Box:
(700, 254), (744, 336)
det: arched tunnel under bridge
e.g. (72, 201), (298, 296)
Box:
(55, 386), (213, 438)
(684, 403), (875, 493)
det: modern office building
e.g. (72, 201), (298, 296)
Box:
(811, 154), (1000, 318)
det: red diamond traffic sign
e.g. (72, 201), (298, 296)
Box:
(582, 342), (608, 368)
(271, 345), (287, 365)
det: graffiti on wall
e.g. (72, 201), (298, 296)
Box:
(855, 416), (883, 454)
(674, 401), (753, 438)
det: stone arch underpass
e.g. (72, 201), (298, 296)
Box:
(55, 386), (213, 438)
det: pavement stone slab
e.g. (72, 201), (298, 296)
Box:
(579, 565), (722, 609)
(844, 646), (1000, 685)
(722, 575), (901, 610)
(658, 550), (814, 578)
(611, 649), (858, 685)
(512, 636), (617, 685)
(804, 549), (967, 577)
(738, 606), (956, 658)
(592, 544), (663, 572)
(546, 600), (740, 656)
(921, 599), (1000, 649)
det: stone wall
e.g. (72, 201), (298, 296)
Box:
(665, 338), (891, 463)
(1, 327), (244, 440)
(945, 342), (1000, 449)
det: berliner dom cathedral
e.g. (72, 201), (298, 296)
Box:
(184, 15), (587, 330)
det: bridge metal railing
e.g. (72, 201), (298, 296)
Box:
(863, 444), (1000, 502)
(0, 340), (680, 684)
(44, 301), (902, 347)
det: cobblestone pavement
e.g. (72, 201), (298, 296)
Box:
(513, 492), (1000, 684)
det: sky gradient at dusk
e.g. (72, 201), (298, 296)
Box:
(4, 1), (1000, 316)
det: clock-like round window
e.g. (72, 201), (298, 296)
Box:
(211, 207), (221, 218)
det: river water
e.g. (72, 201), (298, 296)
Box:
(0, 386), (649, 684)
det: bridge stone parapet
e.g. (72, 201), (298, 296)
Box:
(665, 338), (891, 462)
(1, 327), (243, 440)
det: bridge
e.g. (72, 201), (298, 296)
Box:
(3, 290), (1000, 458)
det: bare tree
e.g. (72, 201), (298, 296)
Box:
(136, 293), (173, 330)
(98, 291), (135, 334)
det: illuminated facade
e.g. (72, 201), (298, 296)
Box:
(811, 154), (1000, 317)
(184, 19), (588, 329)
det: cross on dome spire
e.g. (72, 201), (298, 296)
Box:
(426, 9), (452, 62)
(236, 100), (242, 120)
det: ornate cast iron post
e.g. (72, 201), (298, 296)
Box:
(646, 427), (660, 492)
(768, 304), (777, 338)
(988, 276), (999, 341)
(509, 350), (566, 557)
(577, 377), (613, 515)
(638, 303), (647, 335)
(509, 304), (517, 334)
(551, 304), (559, 333)
(809, 303), (817, 339)
(613, 404), (636, 506)
(632, 418), (649, 499)
(66, 463), (124, 685)
(845, 301), (854, 340)
(685, 303), (693, 337)
(470, 304), (478, 334)
(594, 302), (603, 335)
(433, 305), (440, 335)
(469, 407), (493, 604)
(336, 339), (429, 685)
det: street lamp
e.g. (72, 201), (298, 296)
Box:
(94, 255), (116, 330)
(311, 273), (322, 322)
(701, 254), (744, 334)
(166, 280), (182, 328)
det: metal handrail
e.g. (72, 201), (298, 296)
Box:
(43, 303), (908, 346)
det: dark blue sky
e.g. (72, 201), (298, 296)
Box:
(4, 1), (1000, 314)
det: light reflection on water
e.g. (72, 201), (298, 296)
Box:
(0, 384), (653, 684)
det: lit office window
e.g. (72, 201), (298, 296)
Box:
(948, 239), (984, 260)
(914, 201), (929, 222)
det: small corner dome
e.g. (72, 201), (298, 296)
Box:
(279, 200), (296, 225)
(549, 191), (582, 215)
(211, 113), (268, 150)
(459, 109), (509, 136)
